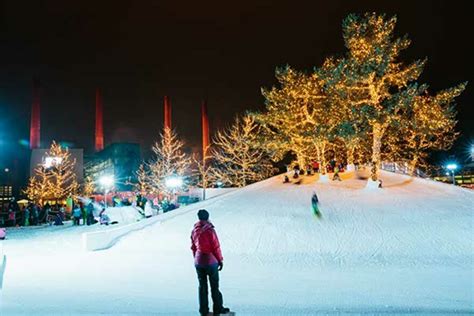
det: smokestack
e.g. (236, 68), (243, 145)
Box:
(30, 79), (41, 149)
(95, 88), (104, 152)
(201, 100), (210, 160)
(164, 95), (172, 130)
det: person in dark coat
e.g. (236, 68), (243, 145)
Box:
(190, 210), (230, 316)
(86, 201), (95, 225)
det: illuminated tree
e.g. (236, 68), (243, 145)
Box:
(257, 66), (335, 172)
(192, 146), (219, 198)
(396, 84), (465, 173)
(323, 13), (465, 180)
(212, 115), (276, 187)
(25, 141), (79, 203)
(135, 163), (151, 194)
(148, 127), (191, 194)
(24, 169), (48, 203)
(82, 176), (95, 197)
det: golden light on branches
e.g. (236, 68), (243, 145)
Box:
(211, 115), (276, 187)
(24, 141), (79, 203)
(148, 127), (191, 195)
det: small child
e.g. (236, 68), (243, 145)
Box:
(0, 228), (6, 240)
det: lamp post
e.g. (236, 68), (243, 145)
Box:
(446, 164), (457, 185)
(99, 175), (114, 208)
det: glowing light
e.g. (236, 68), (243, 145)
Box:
(165, 176), (183, 188)
(99, 175), (114, 188)
(4, 168), (9, 173)
(43, 156), (63, 168)
(446, 164), (457, 171)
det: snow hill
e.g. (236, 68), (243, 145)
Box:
(1, 171), (473, 315)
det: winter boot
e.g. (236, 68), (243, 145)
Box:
(214, 307), (230, 315)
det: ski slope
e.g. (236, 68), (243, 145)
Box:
(1, 171), (473, 315)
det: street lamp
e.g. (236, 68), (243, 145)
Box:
(99, 175), (114, 208)
(165, 176), (183, 189)
(165, 176), (183, 205)
(446, 163), (458, 185)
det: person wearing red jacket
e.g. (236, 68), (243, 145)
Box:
(191, 209), (230, 316)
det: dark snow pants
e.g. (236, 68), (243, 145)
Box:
(196, 265), (223, 314)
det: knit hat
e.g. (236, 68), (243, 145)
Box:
(197, 209), (209, 221)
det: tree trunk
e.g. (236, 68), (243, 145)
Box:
(346, 146), (355, 165)
(319, 142), (327, 174)
(371, 123), (384, 181)
(409, 155), (419, 176)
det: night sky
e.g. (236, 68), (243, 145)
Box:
(0, 0), (472, 178)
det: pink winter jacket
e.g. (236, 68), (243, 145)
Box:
(190, 220), (223, 267)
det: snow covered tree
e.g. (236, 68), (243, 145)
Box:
(212, 115), (276, 187)
(148, 127), (191, 195)
(25, 141), (79, 203)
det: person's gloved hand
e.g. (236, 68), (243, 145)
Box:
(218, 261), (223, 271)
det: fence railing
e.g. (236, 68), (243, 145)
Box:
(380, 161), (429, 178)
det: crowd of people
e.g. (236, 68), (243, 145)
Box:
(287, 159), (348, 181)
(0, 198), (64, 227)
(0, 197), (106, 228)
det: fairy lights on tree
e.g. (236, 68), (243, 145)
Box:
(212, 115), (276, 187)
(25, 141), (79, 203)
(148, 127), (191, 195)
(256, 13), (466, 181)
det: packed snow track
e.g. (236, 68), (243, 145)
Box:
(1, 171), (473, 315)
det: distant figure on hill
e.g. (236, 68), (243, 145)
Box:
(311, 192), (321, 218)
(283, 175), (290, 183)
(333, 167), (342, 181)
(190, 209), (230, 316)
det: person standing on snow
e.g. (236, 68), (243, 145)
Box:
(190, 209), (230, 316)
(333, 166), (342, 181)
(86, 201), (95, 225)
(72, 205), (82, 225)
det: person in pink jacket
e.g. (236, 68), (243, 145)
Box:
(191, 209), (230, 316)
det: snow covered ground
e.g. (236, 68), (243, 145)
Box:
(1, 171), (473, 315)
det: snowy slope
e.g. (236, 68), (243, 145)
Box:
(1, 171), (473, 315)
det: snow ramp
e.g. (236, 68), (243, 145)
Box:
(1, 171), (473, 315)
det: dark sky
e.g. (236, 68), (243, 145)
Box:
(0, 0), (473, 172)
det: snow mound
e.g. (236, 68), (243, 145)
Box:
(1, 171), (473, 315)
(104, 206), (143, 224)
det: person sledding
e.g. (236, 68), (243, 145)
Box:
(99, 208), (111, 225)
(191, 209), (230, 316)
(311, 192), (321, 218)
